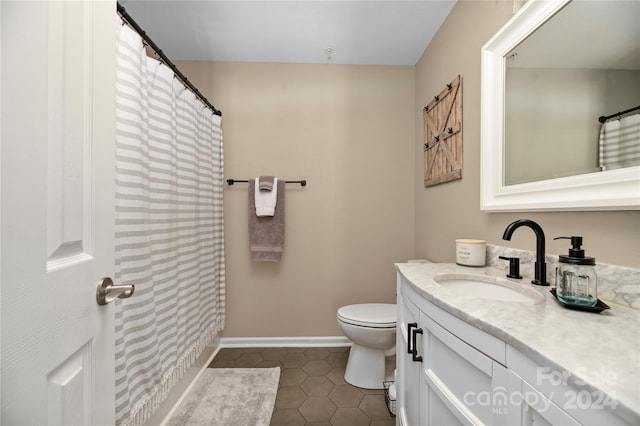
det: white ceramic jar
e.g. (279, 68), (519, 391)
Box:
(455, 239), (486, 267)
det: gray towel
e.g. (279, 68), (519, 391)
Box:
(259, 175), (275, 191)
(249, 179), (285, 261)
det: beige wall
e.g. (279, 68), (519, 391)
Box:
(175, 0), (640, 338)
(414, 1), (640, 267)
(177, 62), (416, 337)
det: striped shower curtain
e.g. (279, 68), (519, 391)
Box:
(114, 21), (225, 426)
(599, 113), (640, 170)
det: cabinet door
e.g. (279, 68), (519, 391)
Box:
(420, 313), (511, 425)
(506, 346), (631, 425)
(397, 279), (422, 426)
(507, 372), (580, 426)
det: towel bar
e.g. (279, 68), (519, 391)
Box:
(226, 179), (307, 186)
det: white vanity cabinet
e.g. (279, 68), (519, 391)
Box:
(397, 274), (514, 426)
(396, 271), (634, 426)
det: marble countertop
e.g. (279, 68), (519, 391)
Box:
(395, 262), (640, 423)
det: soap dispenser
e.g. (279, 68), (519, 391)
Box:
(554, 236), (598, 307)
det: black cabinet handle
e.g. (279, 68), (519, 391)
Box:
(411, 326), (423, 362)
(407, 322), (417, 354)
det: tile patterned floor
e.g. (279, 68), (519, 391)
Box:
(208, 347), (395, 426)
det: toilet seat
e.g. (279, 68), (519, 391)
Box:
(337, 304), (396, 328)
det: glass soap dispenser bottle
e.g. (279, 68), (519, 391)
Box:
(554, 236), (598, 307)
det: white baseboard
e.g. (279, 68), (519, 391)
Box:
(219, 336), (351, 348)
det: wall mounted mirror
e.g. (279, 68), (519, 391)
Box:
(480, 0), (640, 211)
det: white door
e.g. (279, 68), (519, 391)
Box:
(1, 1), (117, 424)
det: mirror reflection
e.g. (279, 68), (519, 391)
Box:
(504, 0), (640, 186)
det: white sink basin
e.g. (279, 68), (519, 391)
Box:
(434, 274), (542, 303)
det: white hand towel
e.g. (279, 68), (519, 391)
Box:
(255, 177), (278, 216)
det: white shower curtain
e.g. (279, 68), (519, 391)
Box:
(114, 21), (225, 426)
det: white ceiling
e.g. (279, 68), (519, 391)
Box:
(119, 0), (457, 66)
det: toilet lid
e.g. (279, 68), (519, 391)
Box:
(337, 303), (396, 328)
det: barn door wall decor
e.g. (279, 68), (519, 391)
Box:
(423, 75), (463, 187)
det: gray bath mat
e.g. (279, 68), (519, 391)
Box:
(167, 367), (280, 426)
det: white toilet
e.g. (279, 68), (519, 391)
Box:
(337, 303), (396, 389)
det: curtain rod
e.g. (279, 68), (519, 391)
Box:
(226, 179), (307, 186)
(598, 104), (640, 123)
(117, 2), (222, 117)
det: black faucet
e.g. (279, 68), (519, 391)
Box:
(502, 219), (549, 286)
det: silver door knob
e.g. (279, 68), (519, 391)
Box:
(96, 277), (135, 305)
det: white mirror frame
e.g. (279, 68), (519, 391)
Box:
(480, 0), (640, 212)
